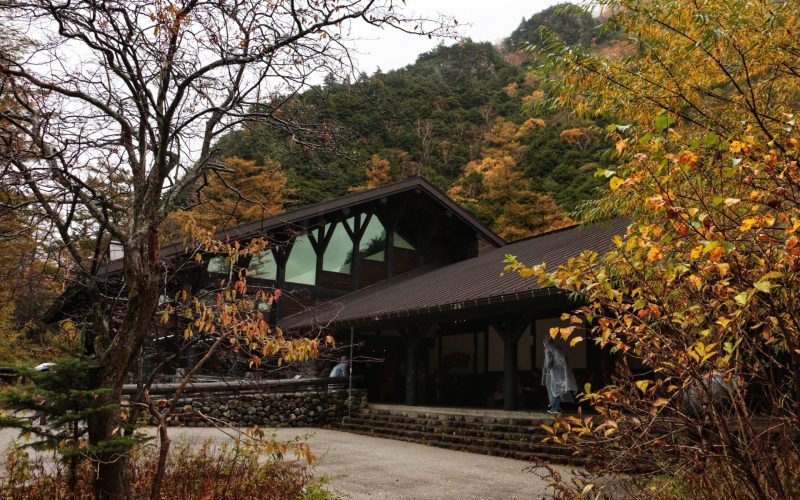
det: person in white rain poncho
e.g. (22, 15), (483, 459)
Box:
(328, 356), (349, 391)
(542, 337), (578, 414)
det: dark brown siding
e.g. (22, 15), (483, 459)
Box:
(394, 248), (420, 275)
(359, 260), (388, 288)
(319, 271), (354, 291)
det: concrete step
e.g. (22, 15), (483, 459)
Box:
(341, 416), (551, 441)
(333, 406), (586, 465)
(357, 407), (552, 427)
(337, 424), (588, 465)
(339, 421), (572, 456)
(350, 410), (553, 434)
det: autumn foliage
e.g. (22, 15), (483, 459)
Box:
(506, 0), (800, 498)
(171, 156), (293, 232)
(449, 117), (572, 239)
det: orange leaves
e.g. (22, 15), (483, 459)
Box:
(707, 246), (725, 262)
(729, 140), (750, 155)
(646, 245), (662, 262)
(678, 150), (699, 168)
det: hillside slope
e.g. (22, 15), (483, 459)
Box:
(214, 3), (613, 239)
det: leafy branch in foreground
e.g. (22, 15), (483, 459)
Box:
(507, 1), (800, 498)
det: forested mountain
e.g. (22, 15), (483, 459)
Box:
(214, 3), (614, 239)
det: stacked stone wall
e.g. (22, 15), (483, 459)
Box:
(153, 389), (367, 427)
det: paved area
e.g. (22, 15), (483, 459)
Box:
(0, 426), (580, 499)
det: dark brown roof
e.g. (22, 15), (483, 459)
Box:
(278, 218), (629, 330)
(103, 176), (504, 274)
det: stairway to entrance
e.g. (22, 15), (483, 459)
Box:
(335, 404), (588, 465)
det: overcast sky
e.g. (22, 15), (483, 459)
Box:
(345, 0), (568, 74)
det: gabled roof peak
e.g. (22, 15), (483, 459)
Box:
(104, 175), (504, 273)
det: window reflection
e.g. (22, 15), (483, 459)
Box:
(360, 216), (387, 262)
(207, 255), (231, 274)
(323, 218), (354, 274)
(247, 249), (277, 280)
(285, 234), (317, 284)
(394, 231), (415, 250)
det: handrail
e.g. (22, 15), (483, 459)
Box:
(121, 376), (362, 396)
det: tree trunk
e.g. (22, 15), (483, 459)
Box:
(88, 387), (128, 499)
(88, 227), (161, 499)
(149, 409), (170, 500)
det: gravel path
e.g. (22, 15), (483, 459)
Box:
(0, 426), (580, 499)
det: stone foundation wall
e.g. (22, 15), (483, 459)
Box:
(154, 389), (367, 428)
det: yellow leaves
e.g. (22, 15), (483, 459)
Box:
(687, 274), (703, 291)
(689, 245), (703, 260)
(550, 325), (576, 341)
(753, 280), (772, 293)
(740, 218), (757, 231)
(729, 140), (748, 154)
(702, 241), (721, 257)
(647, 245), (662, 262)
(609, 176), (624, 191)
(688, 341), (718, 364)
(160, 309), (171, 324)
(635, 380), (651, 393)
(734, 291), (750, 305)
(716, 263), (730, 277)
(653, 398), (669, 407)
(615, 138), (629, 154)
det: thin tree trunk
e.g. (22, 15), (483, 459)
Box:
(88, 389), (129, 500)
(149, 333), (227, 499)
(146, 390), (170, 500)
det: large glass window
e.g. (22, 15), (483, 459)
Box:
(394, 231), (415, 250)
(285, 234), (317, 285)
(323, 218), (354, 274)
(359, 216), (387, 262)
(207, 255), (232, 274)
(247, 250), (277, 280)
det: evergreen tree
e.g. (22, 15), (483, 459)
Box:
(0, 357), (144, 495)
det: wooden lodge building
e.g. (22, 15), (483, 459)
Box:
(102, 176), (628, 412)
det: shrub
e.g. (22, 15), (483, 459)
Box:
(1, 440), (317, 499)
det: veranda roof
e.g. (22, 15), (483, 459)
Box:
(279, 217), (629, 330)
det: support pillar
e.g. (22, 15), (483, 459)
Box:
(503, 334), (518, 410)
(402, 325), (427, 406)
(494, 317), (529, 411)
(405, 338), (417, 405)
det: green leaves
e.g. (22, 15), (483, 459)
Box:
(753, 280), (772, 293)
(654, 114), (674, 131)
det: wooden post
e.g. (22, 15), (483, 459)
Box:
(402, 324), (428, 406)
(405, 335), (417, 406)
(493, 317), (529, 411)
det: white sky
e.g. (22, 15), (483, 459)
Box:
(346, 0), (568, 74)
